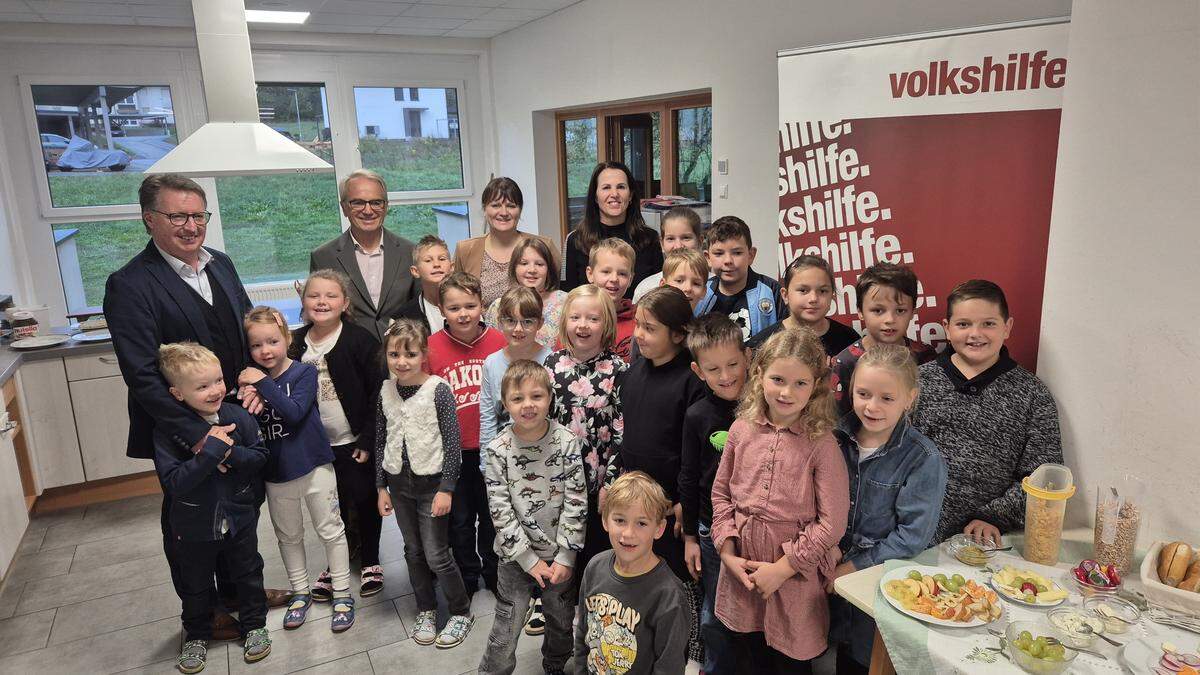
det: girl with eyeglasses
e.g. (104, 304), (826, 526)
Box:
(483, 237), (568, 349)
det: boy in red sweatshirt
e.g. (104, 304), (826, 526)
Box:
(428, 271), (507, 593)
(586, 238), (637, 362)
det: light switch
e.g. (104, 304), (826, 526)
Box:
(719, 184), (728, 199)
(717, 158), (728, 175)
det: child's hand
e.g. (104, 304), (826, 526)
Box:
(547, 562), (573, 586)
(833, 560), (857, 580)
(431, 491), (452, 517)
(238, 367), (265, 386)
(238, 386), (264, 415)
(683, 535), (702, 581)
(598, 486), (608, 512)
(378, 489), (393, 517)
(528, 560), (552, 589)
(746, 558), (796, 599)
(209, 424), (236, 447)
(216, 447), (233, 474)
(719, 541), (755, 591)
(963, 519), (1002, 546)
(672, 503), (683, 539)
(351, 448), (370, 464)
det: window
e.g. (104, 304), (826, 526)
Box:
(391, 201), (470, 246)
(29, 83), (178, 209)
(53, 219), (147, 311)
(393, 87), (405, 101)
(217, 83), (341, 284)
(561, 117), (598, 227)
(353, 86), (465, 193)
(674, 106), (712, 201)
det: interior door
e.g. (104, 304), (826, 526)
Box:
(607, 112), (658, 198)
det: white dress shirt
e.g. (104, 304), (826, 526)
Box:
(155, 243), (214, 305)
(351, 233), (385, 308)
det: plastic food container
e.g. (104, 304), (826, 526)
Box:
(1005, 619), (1078, 674)
(1046, 607), (1105, 648)
(1082, 596), (1140, 634)
(1022, 464), (1075, 565)
(946, 533), (999, 567)
(1093, 475), (1144, 574)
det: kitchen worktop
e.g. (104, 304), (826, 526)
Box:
(0, 330), (116, 385)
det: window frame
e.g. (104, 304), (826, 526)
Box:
(554, 92), (711, 242)
(18, 73), (196, 220)
(345, 78), (473, 203)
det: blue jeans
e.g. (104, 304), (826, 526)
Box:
(699, 522), (736, 674)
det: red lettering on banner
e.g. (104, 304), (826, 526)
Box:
(887, 51), (1065, 98)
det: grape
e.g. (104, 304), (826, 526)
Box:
(1036, 583), (1048, 593)
(1024, 593), (1037, 603)
(952, 574), (965, 585)
(1019, 631), (1033, 642)
(907, 570), (923, 581)
(1029, 642), (1044, 658)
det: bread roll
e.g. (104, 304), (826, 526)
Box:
(1158, 541), (1194, 587)
(1177, 573), (1200, 593)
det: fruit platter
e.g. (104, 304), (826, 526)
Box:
(989, 565), (1069, 607)
(880, 566), (1003, 627)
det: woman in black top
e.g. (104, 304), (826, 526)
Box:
(562, 161), (663, 294)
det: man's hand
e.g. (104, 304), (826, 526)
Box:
(547, 562), (573, 586)
(963, 519), (1002, 546)
(238, 386), (264, 415)
(833, 560), (857, 580)
(746, 558), (796, 599)
(431, 491), (452, 517)
(352, 448), (371, 464)
(237, 367), (265, 386)
(719, 540), (755, 591)
(672, 503), (683, 539)
(378, 489), (393, 517)
(528, 560), (553, 589)
(683, 535), (702, 581)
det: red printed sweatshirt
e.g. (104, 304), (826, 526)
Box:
(427, 324), (506, 450)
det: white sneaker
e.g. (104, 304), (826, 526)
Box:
(411, 610), (437, 645)
(434, 614), (473, 649)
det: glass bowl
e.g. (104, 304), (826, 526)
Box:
(1046, 607), (1105, 648)
(1082, 596), (1140, 634)
(946, 533), (1000, 567)
(1071, 574), (1121, 599)
(1005, 620), (1079, 674)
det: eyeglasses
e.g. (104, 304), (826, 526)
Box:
(345, 199), (387, 211)
(499, 317), (539, 330)
(150, 209), (211, 226)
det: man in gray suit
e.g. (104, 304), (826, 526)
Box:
(310, 169), (418, 342)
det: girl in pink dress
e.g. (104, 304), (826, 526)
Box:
(710, 326), (849, 673)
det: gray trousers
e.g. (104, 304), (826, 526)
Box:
(478, 560), (575, 675)
(387, 469), (471, 615)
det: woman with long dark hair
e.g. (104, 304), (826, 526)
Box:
(561, 161), (663, 294)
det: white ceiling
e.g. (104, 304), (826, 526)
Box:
(0, 0), (580, 38)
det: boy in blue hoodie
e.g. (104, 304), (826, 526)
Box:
(156, 342), (271, 673)
(693, 216), (782, 342)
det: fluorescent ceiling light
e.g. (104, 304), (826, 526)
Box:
(244, 10), (309, 24)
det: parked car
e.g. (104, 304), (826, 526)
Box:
(40, 133), (70, 169)
(53, 135), (130, 172)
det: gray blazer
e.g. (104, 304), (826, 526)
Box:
(309, 228), (418, 343)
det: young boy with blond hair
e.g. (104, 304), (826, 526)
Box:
(575, 471), (689, 675)
(660, 248), (709, 312)
(586, 238), (637, 361)
(398, 234), (454, 332)
(633, 206), (703, 302)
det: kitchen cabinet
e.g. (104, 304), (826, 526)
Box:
(0, 422), (29, 578)
(16, 359), (85, 489)
(69, 375), (149, 481)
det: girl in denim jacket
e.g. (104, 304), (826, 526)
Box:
(829, 344), (947, 674)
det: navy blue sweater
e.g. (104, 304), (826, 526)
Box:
(253, 361), (335, 483)
(153, 402), (268, 542)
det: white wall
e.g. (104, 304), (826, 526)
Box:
(490, 0), (1071, 264)
(1039, 1), (1200, 543)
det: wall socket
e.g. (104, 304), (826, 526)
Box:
(717, 158), (728, 174)
(719, 184), (728, 199)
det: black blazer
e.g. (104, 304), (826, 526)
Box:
(289, 321), (386, 452)
(309, 228), (418, 344)
(104, 241), (252, 459)
(394, 295), (433, 334)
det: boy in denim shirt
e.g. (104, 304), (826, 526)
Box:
(830, 343), (946, 674)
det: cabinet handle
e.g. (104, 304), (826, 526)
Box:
(98, 356), (119, 365)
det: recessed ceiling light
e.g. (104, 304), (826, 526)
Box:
(245, 10), (309, 24)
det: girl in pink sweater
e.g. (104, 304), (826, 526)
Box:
(710, 327), (849, 673)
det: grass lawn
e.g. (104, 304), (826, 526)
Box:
(360, 137), (463, 192)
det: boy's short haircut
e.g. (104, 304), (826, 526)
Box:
(686, 313), (744, 360)
(661, 207), (702, 239)
(499, 358), (553, 401)
(602, 471), (672, 522)
(855, 262), (919, 307)
(158, 342), (220, 388)
(438, 271), (482, 305)
(243, 305), (292, 346)
(662, 248), (709, 280)
(497, 285), (543, 322)
(945, 278), (1010, 321)
(704, 215), (752, 250)
(412, 234), (449, 265)
(587, 237), (636, 270)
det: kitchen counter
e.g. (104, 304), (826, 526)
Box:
(0, 331), (117, 386)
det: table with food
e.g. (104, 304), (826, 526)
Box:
(834, 471), (1200, 674)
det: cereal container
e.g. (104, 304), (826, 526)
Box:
(1022, 463), (1075, 565)
(1093, 474), (1144, 574)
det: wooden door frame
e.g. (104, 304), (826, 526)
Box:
(554, 92), (711, 242)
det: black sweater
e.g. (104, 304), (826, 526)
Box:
(289, 321), (386, 453)
(562, 220), (664, 296)
(678, 389), (738, 536)
(610, 349), (706, 502)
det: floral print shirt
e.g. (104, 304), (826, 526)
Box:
(544, 348), (626, 493)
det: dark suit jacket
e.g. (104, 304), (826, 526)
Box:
(309, 228), (418, 343)
(103, 241), (252, 459)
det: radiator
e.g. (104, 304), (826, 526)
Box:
(245, 280), (300, 304)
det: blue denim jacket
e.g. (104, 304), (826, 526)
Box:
(831, 413), (947, 666)
(835, 413), (947, 571)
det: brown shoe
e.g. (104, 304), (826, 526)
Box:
(212, 611), (240, 641)
(264, 589), (292, 608)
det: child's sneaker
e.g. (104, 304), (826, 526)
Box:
(283, 593), (312, 630)
(331, 596), (355, 633)
(360, 564), (384, 597)
(311, 569), (333, 602)
(242, 628), (271, 663)
(177, 639), (207, 673)
(523, 598), (545, 636)
(434, 614), (473, 649)
(411, 610), (437, 645)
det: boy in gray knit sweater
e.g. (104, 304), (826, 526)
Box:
(479, 360), (586, 675)
(910, 280), (1063, 545)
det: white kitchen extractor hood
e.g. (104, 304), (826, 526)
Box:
(147, 0), (332, 177)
